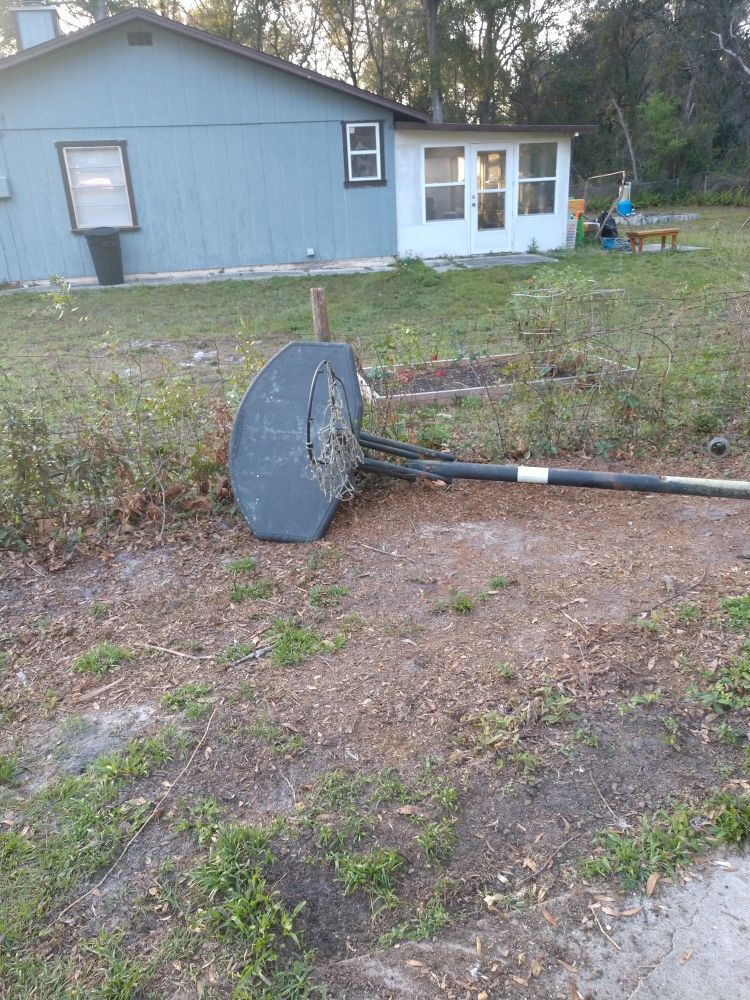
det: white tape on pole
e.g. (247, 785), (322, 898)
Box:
(517, 466), (549, 485)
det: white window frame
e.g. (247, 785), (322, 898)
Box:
(343, 122), (384, 185)
(423, 144), (466, 224)
(517, 141), (558, 217)
(56, 140), (138, 232)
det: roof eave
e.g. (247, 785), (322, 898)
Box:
(395, 122), (598, 134)
(0, 8), (429, 122)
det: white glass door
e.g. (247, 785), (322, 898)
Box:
(470, 145), (511, 254)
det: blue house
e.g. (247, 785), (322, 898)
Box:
(0, 6), (593, 284)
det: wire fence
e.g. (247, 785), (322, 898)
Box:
(1, 284), (749, 547)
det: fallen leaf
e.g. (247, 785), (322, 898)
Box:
(681, 950), (693, 963)
(405, 959), (424, 967)
(646, 872), (660, 897)
(601, 906), (621, 917)
(522, 857), (539, 872)
(621, 906), (642, 917)
(396, 805), (420, 815)
(476, 936), (482, 956)
(541, 906), (558, 927)
(530, 958), (543, 977)
(511, 975), (529, 987)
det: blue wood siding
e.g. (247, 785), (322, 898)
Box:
(0, 22), (397, 280)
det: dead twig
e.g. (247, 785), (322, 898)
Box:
(639, 571), (706, 617)
(56, 707), (217, 921)
(228, 645), (273, 666)
(72, 678), (124, 704)
(588, 904), (621, 950)
(137, 642), (214, 660)
(590, 769), (620, 823)
(516, 835), (580, 886)
(356, 542), (417, 563)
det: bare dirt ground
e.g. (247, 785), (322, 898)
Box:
(2, 470), (750, 998)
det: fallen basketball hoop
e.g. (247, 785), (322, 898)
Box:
(229, 341), (750, 543)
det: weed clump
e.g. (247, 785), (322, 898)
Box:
(582, 792), (750, 888)
(73, 642), (132, 676)
(269, 619), (323, 666)
(162, 683), (212, 719)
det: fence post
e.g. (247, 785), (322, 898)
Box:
(310, 287), (331, 342)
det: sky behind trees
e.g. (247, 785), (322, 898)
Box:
(2, 0), (749, 187)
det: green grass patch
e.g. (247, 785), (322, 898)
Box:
(618, 689), (662, 715)
(581, 792), (750, 888)
(309, 585), (349, 608)
(720, 594), (750, 631)
(690, 646), (750, 712)
(73, 642), (132, 676)
(489, 576), (509, 590)
(0, 728), (187, 947)
(333, 847), (403, 911)
(0, 752), (20, 786)
(248, 714), (304, 756)
(415, 819), (458, 864)
(227, 556), (257, 575)
(230, 579), (273, 602)
(269, 619), (324, 666)
(378, 895), (452, 947)
(434, 590), (474, 615)
(674, 603), (701, 623)
(161, 683), (212, 719)
(189, 822), (316, 995)
(217, 642), (255, 664)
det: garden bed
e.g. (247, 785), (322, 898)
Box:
(364, 351), (635, 407)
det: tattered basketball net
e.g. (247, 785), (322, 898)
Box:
(306, 360), (364, 501)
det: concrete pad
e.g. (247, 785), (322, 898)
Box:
(326, 853), (750, 999)
(639, 244), (707, 253)
(2, 256), (398, 292)
(424, 253), (558, 272)
(570, 854), (750, 1000)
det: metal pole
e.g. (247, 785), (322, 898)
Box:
(408, 460), (750, 501)
(361, 457), (450, 483)
(359, 431), (455, 462)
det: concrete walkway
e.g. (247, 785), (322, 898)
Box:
(1, 251), (556, 293)
(424, 252), (558, 272)
(570, 853), (750, 999)
(327, 852), (750, 999)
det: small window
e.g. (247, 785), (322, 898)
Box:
(518, 142), (557, 216)
(424, 146), (465, 221)
(343, 122), (384, 185)
(56, 141), (137, 231)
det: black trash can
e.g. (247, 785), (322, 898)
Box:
(83, 227), (124, 286)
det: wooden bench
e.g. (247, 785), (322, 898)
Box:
(627, 227), (679, 253)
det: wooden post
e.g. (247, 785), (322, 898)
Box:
(310, 287), (330, 342)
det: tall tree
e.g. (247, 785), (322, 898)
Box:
(422, 0), (444, 120)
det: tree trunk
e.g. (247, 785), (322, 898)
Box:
(422, 0), (443, 122)
(610, 98), (639, 182)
